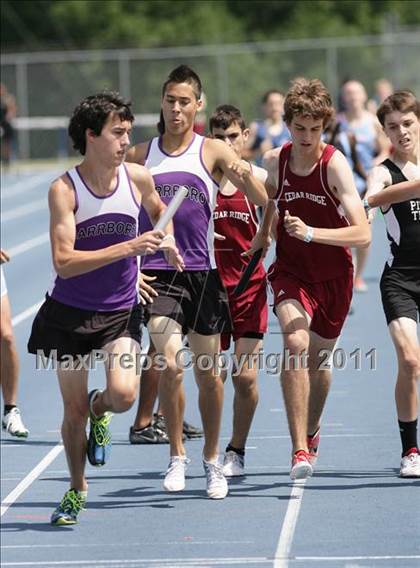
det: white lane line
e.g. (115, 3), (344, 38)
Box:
(7, 233), (49, 257)
(11, 301), (43, 327)
(97, 432), (380, 441)
(3, 540), (254, 549)
(3, 465), (205, 476)
(295, 556), (420, 561)
(0, 560), (271, 567)
(274, 480), (307, 568)
(2, 557), (420, 567)
(0, 444), (64, 517)
(1, 171), (59, 199)
(0, 298), (63, 518)
(1, 340), (149, 519)
(2, 198), (47, 222)
(233, 434), (374, 440)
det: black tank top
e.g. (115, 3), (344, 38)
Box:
(381, 159), (420, 270)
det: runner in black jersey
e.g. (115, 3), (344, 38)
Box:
(366, 90), (420, 478)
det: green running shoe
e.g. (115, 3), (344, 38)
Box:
(87, 389), (112, 467)
(50, 488), (87, 526)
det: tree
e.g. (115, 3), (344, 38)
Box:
(2, 0), (419, 52)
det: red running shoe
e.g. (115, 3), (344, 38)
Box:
(291, 450), (313, 480)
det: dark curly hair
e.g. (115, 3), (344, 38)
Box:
(68, 91), (134, 155)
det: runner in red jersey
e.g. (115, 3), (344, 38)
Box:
(210, 104), (268, 476)
(248, 78), (371, 480)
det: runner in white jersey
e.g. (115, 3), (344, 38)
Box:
(27, 92), (182, 526)
(365, 90), (420, 477)
(1, 250), (29, 439)
(127, 65), (267, 499)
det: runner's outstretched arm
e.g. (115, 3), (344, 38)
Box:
(367, 179), (420, 208)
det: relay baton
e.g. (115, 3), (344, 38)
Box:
(232, 248), (263, 297)
(155, 186), (188, 231)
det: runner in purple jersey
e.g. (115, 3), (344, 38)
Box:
(28, 92), (183, 526)
(127, 65), (267, 499)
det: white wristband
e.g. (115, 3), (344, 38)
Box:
(159, 234), (175, 250)
(363, 197), (371, 211)
(303, 226), (314, 243)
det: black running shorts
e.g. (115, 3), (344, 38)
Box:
(142, 269), (231, 336)
(380, 266), (420, 325)
(28, 295), (143, 360)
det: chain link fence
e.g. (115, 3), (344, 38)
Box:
(1, 32), (419, 160)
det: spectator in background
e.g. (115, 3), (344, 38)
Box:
(0, 84), (17, 167)
(246, 90), (290, 166)
(337, 76), (352, 113)
(338, 79), (390, 292)
(193, 91), (208, 136)
(324, 119), (367, 191)
(367, 78), (394, 115)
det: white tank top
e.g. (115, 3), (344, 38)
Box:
(49, 164), (140, 311)
(139, 134), (219, 270)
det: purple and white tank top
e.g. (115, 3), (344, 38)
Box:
(140, 134), (219, 270)
(49, 164), (140, 311)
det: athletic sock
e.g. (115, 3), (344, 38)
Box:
(71, 488), (88, 499)
(226, 444), (245, 456)
(398, 419), (418, 456)
(4, 404), (16, 415)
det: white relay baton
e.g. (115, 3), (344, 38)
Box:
(155, 186), (188, 231)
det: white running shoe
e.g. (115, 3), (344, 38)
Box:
(2, 407), (29, 438)
(400, 450), (420, 478)
(163, 456), (189, 492)
(223, 450), (245, 477)
(203, 458), (228, 499)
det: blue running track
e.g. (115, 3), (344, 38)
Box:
(1, 166), (419, 568)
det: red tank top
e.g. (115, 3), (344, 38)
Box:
(214, 188), (266, 290)
(274, 142), (353, 282)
